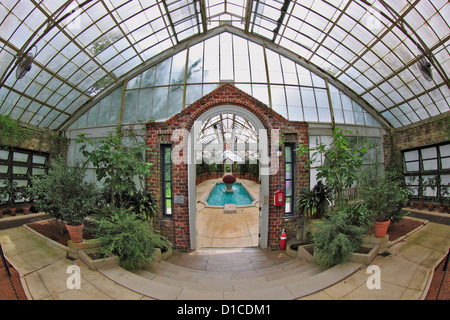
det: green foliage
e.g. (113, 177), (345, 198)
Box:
(298, 128), (370, 204)
(77, 129), (152, 210)
(0, 115), (33, 147)
(2, 179), (18, 205)
(311, 203), (370, 269)
(358, 160), (409, 223)
(28, 157), (97, 227)
(91, 208), (170, 270)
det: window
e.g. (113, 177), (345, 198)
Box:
(161, 145), (173, 216)
(403, 142), (450, 200)
(285, 143), (294, 215)
(0, 147), (49, 204)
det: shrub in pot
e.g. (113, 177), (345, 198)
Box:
(29, 157), (97, 243)
(90, 208), (171, 270)
(311, 202), (371, 269)
(3, 179), (18, 216)
(358, 160), (409, 238)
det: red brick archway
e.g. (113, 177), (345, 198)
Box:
(146, 84), (309, 250)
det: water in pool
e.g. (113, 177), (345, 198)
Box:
(206, 183), (253, 206)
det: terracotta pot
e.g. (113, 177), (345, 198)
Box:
(438, 205), (445, 213)
(374, 219), (390, 238)
(427, 203), (434, 211)
(0, 208), (3, 218)
(417, 202), (424, 210)
(22, 206), (30, 215)
(66, 223), (84, 243)
(9, 207), (16, 216)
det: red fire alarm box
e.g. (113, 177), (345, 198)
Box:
(274, 190), (285, 207)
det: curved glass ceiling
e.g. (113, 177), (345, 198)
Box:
(0, 0), (449, 131)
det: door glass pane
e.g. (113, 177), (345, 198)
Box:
(285, 197), (291, 213)
(164, 165), (171, 181)
(285, 146), (292, 162)
(165, 182), (172, 198)
(286, 163), (292, 179)
(165, 199), (172, 215)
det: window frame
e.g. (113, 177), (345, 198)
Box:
(0, 147), (49, 205)
(403, 141), (450, 201)
(284, 143), (295, 216)
(161, 144), (173, 217)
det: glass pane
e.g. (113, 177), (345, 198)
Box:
(442, 157), (450, 170)
(165, 182), (172, 198)
(286, 163), (292, 179)
(164, 165), (171, 181)
(13, 166), (28, 175)
(421, 147), (437, 159)
(165, 199), (172, 215)
(285, 146), (292, 163)
(404, 150), (418, 161)
(286, 180), (292, 197)
(13, 152), (28, 162)
(406, 161), (419, 172)
(285, 197), (291, 213)
(0, 165), (8, 174)
(165, 148), (171, 163)
(32, 167), (46, 175)
(422, 159), (437, 171)
(439, 144), (450, 157)
(0, 150), (9, 160)
(33, 155), (47, 164)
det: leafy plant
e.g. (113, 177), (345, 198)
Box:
(28, 157), (97, 233)
(77, 128), (152, 210)
(91, 208), (170, 270)
(223, 174), (236, 184)
(3, 179), (18, 206)
(358, 159), (409, 223)
(311, 203), (370, 269)
(298, 128), (370, 205)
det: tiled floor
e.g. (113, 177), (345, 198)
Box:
(195, 178), (260, 248)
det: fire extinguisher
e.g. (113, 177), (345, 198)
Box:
(280, 229), (287, 250)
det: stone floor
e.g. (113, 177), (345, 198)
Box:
(195, 178), (260, 248)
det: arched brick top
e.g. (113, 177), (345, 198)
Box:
(164, 83), (291, 131)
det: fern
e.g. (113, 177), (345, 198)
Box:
(92, 208), (170, 270)
(311, 203), (369, 269)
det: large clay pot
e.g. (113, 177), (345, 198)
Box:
(374, 219), (390, 238)
(66, 223), (84, 243)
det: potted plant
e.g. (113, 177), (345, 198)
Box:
(0, 180), (8, 218)
(310, 202), (371, 269)
(223, 174), (236, 192)
(4, 179), (18, 216)
(28, 157), (97, 243)
(358, 159), (409, 238)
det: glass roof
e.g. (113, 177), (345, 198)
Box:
(0, 0), (449, 131)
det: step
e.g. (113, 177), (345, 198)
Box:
(133, 259), (323, 292)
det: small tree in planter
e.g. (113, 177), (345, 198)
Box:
(0, 180), (8, 218)
(3, 179), (18, 216)
(29, 157), (97, 242)
(358, 159), (409, 238)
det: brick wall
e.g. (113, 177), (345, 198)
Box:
(384, 116), (450, 163)
(146, 83), (309, 249)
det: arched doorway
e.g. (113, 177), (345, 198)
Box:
(193, 111), (262, 248)
(146, 83), (309, 251)
(188, 105), (270, 249)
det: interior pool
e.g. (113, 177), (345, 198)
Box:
(206, 183), (254, 206)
